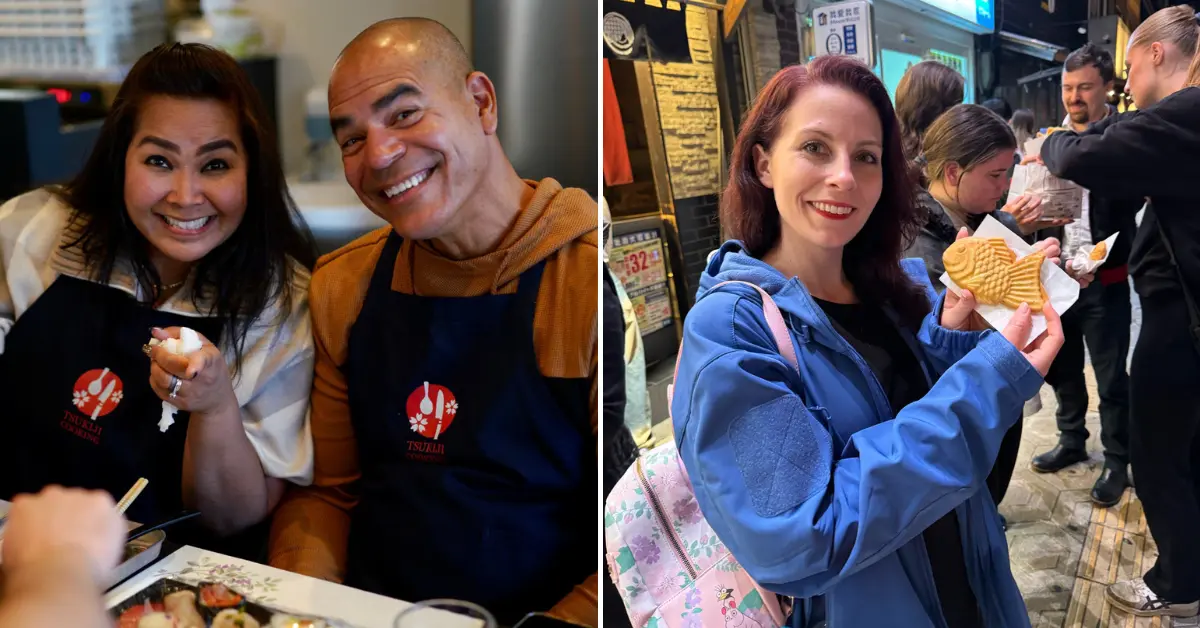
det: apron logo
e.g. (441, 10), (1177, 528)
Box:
(404, 382), (458, 440)
(403, 383), (458, 463)
(60, 368), (122, 445)
(71, 368), (124, 419)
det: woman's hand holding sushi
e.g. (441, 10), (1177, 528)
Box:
(148, 326), (237, 415)
(1000, 302), (1065, 377)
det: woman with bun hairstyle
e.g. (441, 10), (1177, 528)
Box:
(1040, 5), (1200, 617)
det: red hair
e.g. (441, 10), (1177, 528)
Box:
(721, 55), (930, 327)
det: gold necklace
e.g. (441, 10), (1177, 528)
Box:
(158, 279), (185, 292)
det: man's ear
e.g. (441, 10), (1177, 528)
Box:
(465, 71), (499, 135)
(753, 144), (773, 189)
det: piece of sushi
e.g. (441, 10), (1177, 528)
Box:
(213, 608), (263, 628)
(164, 590), (205, 628)
(118, 600), (165, 628)
(137, 612), (179, 628)
(199, 582), (245, 608)
(270, 613), (327, 628)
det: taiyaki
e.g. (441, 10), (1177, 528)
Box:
(943, 237), (1048, 311)
(1090, 242), (1107, 261)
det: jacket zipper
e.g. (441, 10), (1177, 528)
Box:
(636, 457), (697, 581)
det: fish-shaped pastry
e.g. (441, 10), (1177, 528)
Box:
(943, 237), (1048, 311)
(1090, 241), (1107, 261)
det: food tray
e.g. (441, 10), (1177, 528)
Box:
(0, 519), (163, 586)
(111, 578), (346, 628)
(106, 529), (166, 589)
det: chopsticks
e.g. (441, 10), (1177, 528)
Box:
(127, 510), (201, 543)
(116, 478), (149, 515)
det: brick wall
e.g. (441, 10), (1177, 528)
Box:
(723, 26), (747, 127)
(649, 5), (722, 200)
(772, 0), (801, 67)
(749, 0), (782, 92)
(673, 194), (722, 309)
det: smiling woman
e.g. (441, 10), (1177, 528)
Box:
(653, 55), (1065, 628)
(0, 43), (319, 555)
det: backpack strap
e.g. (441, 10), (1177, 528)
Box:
(667, 281), (800, 408)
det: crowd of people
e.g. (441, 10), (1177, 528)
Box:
(608, 3), (1200, 627)
(0, 16), (598, 628)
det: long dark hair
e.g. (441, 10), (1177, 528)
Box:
(57, 43), (316, 370)
(895, 61), (964, 162)
(722, 55), (930, 329)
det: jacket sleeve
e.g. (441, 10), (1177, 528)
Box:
(916, 290), (988, 375)
(673, 291), (1043, 598)
(1041, 97), (1196, 199)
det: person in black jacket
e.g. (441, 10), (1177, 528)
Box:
(602, 208), (637, 628)
(1029, 44), (1141, 509)
(1040, 5), (1200, 617)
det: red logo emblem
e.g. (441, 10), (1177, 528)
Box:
(71, 368), (124, 419)
(404, 382), (458, 440)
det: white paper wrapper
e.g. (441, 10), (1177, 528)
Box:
(1069, 231), (1120, 275)
(1012, 134), (1084, 220)
(147, 327), (203, 433)
(940, 215), (1080, 349)
(1007, 163), (1084, 220)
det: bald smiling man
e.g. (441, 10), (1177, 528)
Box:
(268, 18), (598, 626)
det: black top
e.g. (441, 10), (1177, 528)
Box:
(815, 298), (983, 628)
(603, 265), (638, 497)
(1033, 112), (1142, 274)
(1042, 87), (1200, 301)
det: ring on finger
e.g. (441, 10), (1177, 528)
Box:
(169, 375), (182, 399)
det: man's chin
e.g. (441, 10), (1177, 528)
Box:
(384, 209), (458, 241)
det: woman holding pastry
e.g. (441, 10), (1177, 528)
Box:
(904, 104), (1074, 516)
(907, 104), (1065, 283)
(0, 44), (316, 544)
(1039, 5), (1200, 616)
(672, 56), (1064, 627)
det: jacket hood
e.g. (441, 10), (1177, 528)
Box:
(698, 241), (795, 299)
(697, 240), (935, 349)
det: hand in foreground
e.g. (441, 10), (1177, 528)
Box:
(1003, 194), (1044, 234)
(1031, 237), (1062, 267)
(1020, 153), (1044, 166)
(1, 486), (125, 584)
(1000, 302), (1065, 377)
(148, 326), (236, 414)
(940, 228), (988, 332)
(1065, 259), (1095, 289)
(1029, 216), (1075, 232)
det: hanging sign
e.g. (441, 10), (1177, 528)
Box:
(812, 1), (874, 67)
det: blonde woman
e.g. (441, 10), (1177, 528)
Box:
(1040, 5), (1200, 618)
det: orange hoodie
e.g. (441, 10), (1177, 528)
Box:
(269, 178), (598, 625)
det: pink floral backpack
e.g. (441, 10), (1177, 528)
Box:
(604, 282), (795, 628)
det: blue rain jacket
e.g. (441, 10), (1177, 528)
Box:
(672, 241), (1042, 628)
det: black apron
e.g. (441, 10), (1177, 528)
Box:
(343, 234), (594, 625)
(0, 275), (221, 528)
